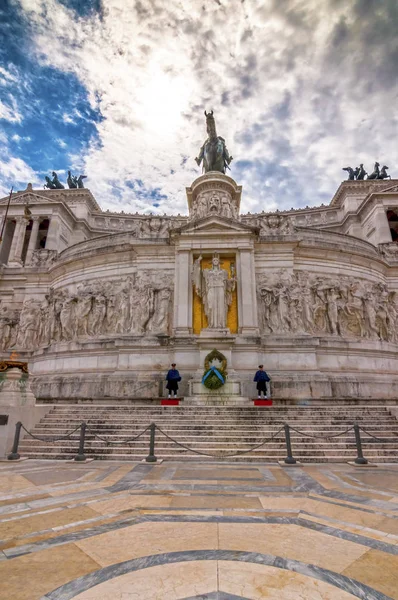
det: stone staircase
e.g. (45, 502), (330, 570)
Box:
(18, 403), (398, 462)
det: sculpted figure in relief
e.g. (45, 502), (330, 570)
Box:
(129, 278), (153, 334)
(60, 297), (77, 340)
(220, 195), (233, 219)
(0, 306), (18, 351)
(75, 294), (92, 337)
(197, 196), (208, 219)
(15, 299), (41, 350)
(88, 295), (106, 336)
(149, 288), (172, 334)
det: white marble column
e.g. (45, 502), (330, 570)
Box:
(0, 215), (5, 250)
(25, 217), (40, 264)
(8, 217), (26, 265)
(45, 216), (59, 250)
(373, 206), (393, 244)
(238, 248), (259, 335)
(173, 249), (191, 336)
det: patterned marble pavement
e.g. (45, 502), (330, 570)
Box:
(0, 460), (397, 599)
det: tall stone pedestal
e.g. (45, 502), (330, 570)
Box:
(0, 367), (43, 458)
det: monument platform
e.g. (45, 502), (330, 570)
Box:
(1, 460), (398, 599)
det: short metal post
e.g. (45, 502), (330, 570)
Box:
(283, 424), (297, 465)
(354, 423), (368, 465)
(74, 422), (87, 462)
(145, 422), (157, 463)
(7, 421), (22, 460)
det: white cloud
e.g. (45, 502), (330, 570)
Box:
(62, 113), (74, 124)
(11, 0), (398, 213)
(0, 99), (23, 124)
(0, 133), (40, 196)
(0, 155), (40, 184)
(0, 66), (19, 85)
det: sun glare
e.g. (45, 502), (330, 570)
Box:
(138, 65), (193, 138)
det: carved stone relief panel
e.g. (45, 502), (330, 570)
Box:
(0, 304), (19, 351)
(30, 249), (58, 267)
(189, 188), (238, 221)
(257, 270), (397, 342)
(6, 271), (174, 352)
(256, 214), (294, 235)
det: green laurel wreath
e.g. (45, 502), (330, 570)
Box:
(202, 349), (228, 390)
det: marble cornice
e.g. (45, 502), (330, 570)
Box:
(330, 179), (398, 207)
(297, 226), (380, 253)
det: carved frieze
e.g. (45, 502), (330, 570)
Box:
(257, 270), (397, 342)
(30, 249), (58, 268)
(4, 272), (174, 352)
(189, 189), (239, 221)
(379, 243), (398, 261)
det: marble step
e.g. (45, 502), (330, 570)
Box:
(17, 442), (398, 453)
(42, 415), (398, 425)
(44, 406), (390, 416)
(25, 429), (398, 438)
(19, 438), (396, 448)
(44, 402), (395, 407)
(34, 422), (396, 431)
(37, 414), (397, 421)
(31, 422), (398, 431)
(37, 415), (398, 425)
(43, 406), (391, 416)
(17, 448), (396, 463)
(20, 443), (397, 452)
(16, 454), (398, 465)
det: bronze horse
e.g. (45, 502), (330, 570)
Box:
(195, 111), (233, 174)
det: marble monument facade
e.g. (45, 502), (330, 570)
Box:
(2, 173), (398, 413)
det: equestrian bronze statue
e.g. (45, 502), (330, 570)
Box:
(195, 111), (233, 174)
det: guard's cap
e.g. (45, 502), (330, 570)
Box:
(258, 365), (263, 368)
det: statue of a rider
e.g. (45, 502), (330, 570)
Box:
(195, 111), (233, 174)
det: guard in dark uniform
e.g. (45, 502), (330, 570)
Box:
(253, 365), (271, 399)
(166, 363), (181, 398)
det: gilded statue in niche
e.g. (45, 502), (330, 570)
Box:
(192, 253), (237, 332)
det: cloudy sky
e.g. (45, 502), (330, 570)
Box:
(0, 0), (397, 215)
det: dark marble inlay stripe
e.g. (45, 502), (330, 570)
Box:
(318, 488), (398, 511)
(122, 482), (295, 493)
(40, 550), (393, 600)
(6, 513), (398, 559)
(106, 463), (154, 492)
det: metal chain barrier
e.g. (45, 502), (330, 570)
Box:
(20, 423), (82, 443)
(286, 424), (355, 440)
(7, 419), (397, 464)
(154, 423), (285, 458)
(358, 426), (397, 443)
(85, 424), (152, 445)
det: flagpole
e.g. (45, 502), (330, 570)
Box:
(0, 187), (13, 243)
